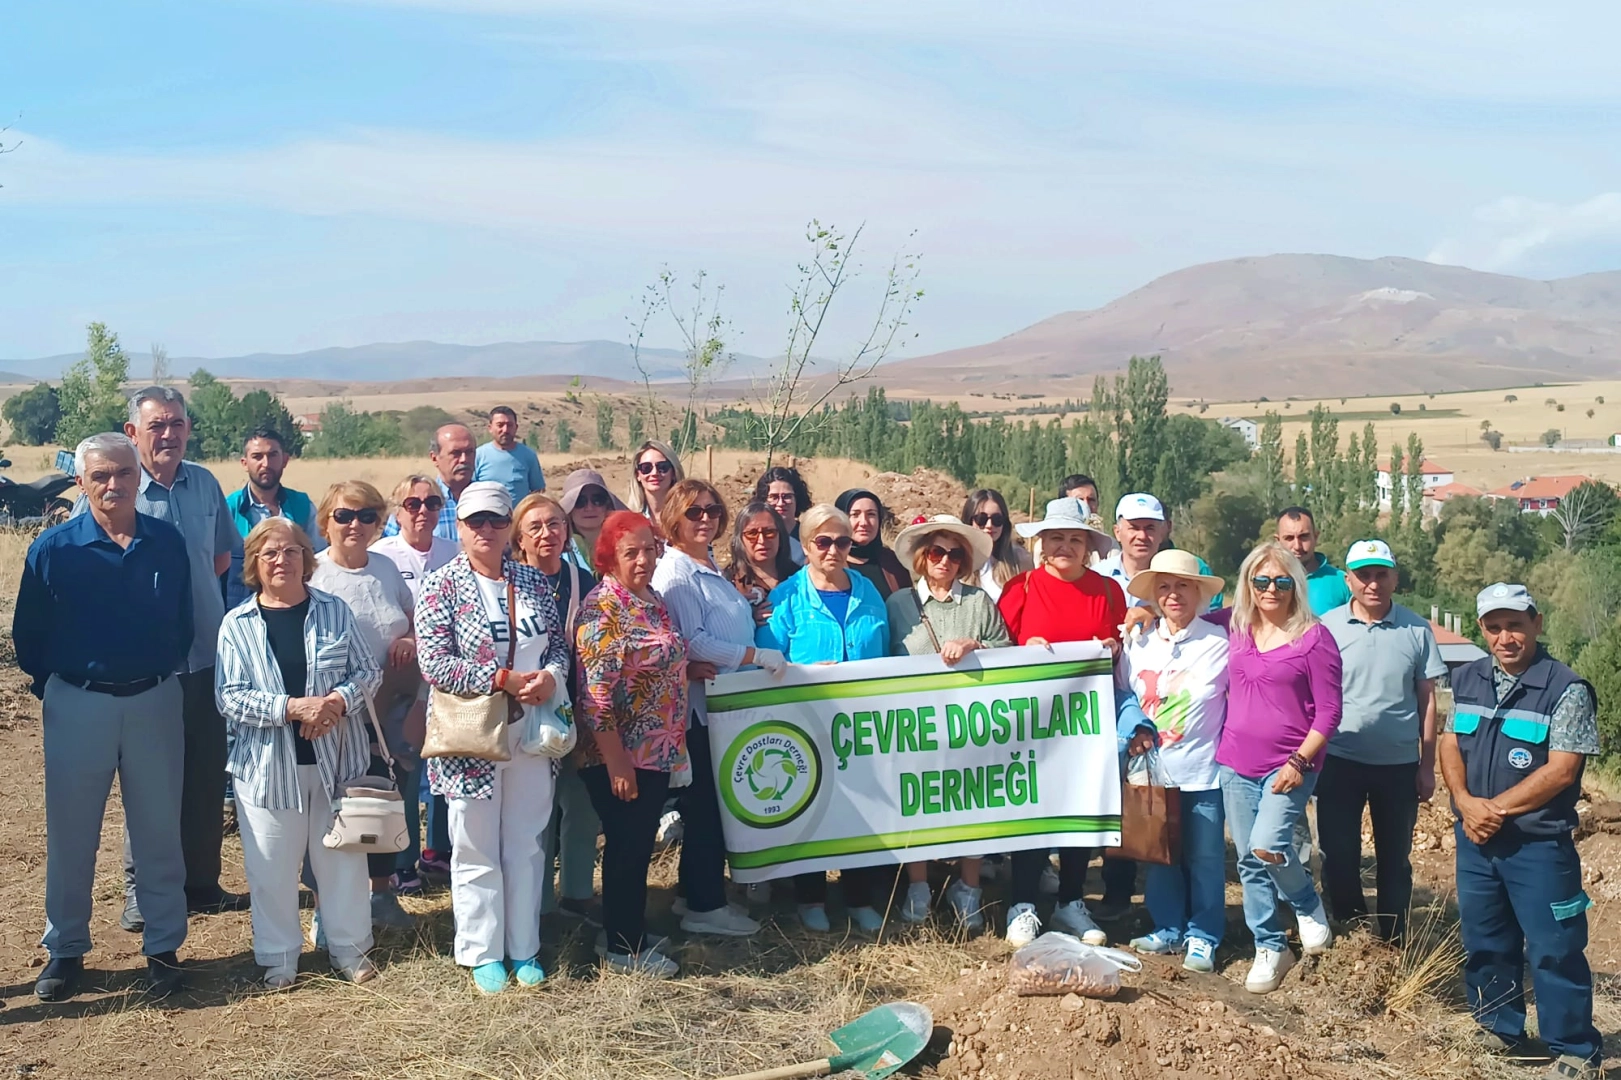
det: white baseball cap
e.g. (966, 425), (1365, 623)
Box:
(1345, 539), (1396, 571)
(455, 481), (515, 520)
(1115, 492), (1165, 522)
(1477, 582), (1537, 618)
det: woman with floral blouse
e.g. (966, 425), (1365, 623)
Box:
(575, 510), (689, 979)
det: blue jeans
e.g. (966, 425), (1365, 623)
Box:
(1220, 764), (1322, 953)
(1455, 826), (1601, 1064)
(1143, 787), (1225, 946)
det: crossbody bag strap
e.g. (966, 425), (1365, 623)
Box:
(910, 588), (944, 653)
(505, 577), (519, 669)
(565, 560), (582, 637)
(360, 688), (395, 771)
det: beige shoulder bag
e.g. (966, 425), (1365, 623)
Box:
(423, 577), (518, 761)
(323, 690), (411, 854)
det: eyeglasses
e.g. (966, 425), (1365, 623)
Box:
(576, 490), (611, 509)
(765, 492), (795, 505)
(812, 535), (854, 552)
(464, 513), (512, 531)
(636, 460), (675, 477)
(1250, 575), (1296, 593)
(926, 545), (967, 565)
(523, 519), (568, 537)
(742, 527), (779, 542)
(257, 546), (303, 563)
(332, 508), (380, 526)
(970, 512), (1007, 529)
(683, 504), (723, 522)
(401, 496), (445, 514)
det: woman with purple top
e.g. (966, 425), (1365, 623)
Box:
(1216, 541), (1342, 995)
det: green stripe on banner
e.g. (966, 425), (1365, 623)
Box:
(707, 659), (1114, 713)
(728, 816), (1122, 868)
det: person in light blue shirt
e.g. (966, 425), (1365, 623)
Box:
(473, 406), (545, 504)
(1276, 506), (1352, 616)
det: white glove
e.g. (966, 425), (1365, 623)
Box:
(753, 648), (788, 677)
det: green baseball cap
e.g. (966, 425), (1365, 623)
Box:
(1345, 539), (1396, 571)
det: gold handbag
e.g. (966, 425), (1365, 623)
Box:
(423, 578), (519, 761)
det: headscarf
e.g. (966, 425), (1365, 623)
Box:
(834, 488), (889, 564)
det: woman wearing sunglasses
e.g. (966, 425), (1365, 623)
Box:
(310, 481), (421, 931)
(760, 504), (891, 932)
(962, 488), (1032, 602)
(886, 515), (1011, 930)
(560, 468), (627, 574)
(417, 482), (568, 994)
(724, 501), (799, 629)
(1212, 541), (1342, 993)
(754, 466), (812, 564)
(626, 440), (684, 525)
(651, 480), (784, 937)
(835, 488), (909, 600)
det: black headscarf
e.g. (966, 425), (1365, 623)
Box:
(834, 488), (889, 564)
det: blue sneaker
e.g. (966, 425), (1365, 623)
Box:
(513, 956), (546, 987)
(1129, 928), (1181, 955)
(472, 961), (510, 994)
(850, 905), (885, 934)
(798, 904), (831, 933)
(1183, 938), (1216, 973)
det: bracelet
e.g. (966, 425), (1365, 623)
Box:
(494, 668), (510, 692)
(1287, 752), (1313, 774)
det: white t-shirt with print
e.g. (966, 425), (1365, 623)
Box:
(310, 552), (415, 666)
(475, 573), (552, 725)
(369, 535), (460, 604)
(1119, 616), (1230, 791)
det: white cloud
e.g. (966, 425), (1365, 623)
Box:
(1426, 193), (1621, 272)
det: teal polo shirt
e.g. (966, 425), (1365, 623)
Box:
(1303, 554), (1351, 616)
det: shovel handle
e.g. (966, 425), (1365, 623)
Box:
(713, 1059), (834, 1080)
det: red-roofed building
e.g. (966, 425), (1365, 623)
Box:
(1421, 481), (1485, 519)
(1428, 620), (1487, 669)
(1485, 475), (1593, 516)
(1376, 458), (1454, 510)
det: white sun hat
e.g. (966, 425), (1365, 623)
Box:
(894, 514), (995, 571)
(1014, 497), (1111, 540)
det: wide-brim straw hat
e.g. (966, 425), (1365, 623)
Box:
(560, 468), (629, 515)
(1126, 548), (1226, 607)
(894, 514), (994, 572)
(1014, 497), (1110, 540)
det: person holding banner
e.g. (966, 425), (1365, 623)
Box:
(652, 480), (778, 938)
(1118, 549), (1231, 974)
(575, 511), (690, 977)
(835, 489), (910, 600)
(887, 514), (1011, 930)
(962, 489), (1032, 603)
(760, 503), (892, 933)
(1000, 497), (1156, 948)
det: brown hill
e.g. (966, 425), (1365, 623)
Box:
(876, 254), (1621, 399)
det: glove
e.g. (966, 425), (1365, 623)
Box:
(753, 648), (788, 676)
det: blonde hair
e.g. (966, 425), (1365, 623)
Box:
(390, 473), (439, 507)
(626, 439), (685, 514)
(910, 529), (977, 585)
(1230, 541), (1318, 644)
(241, 518), (316, 593)
(799, 503), (851, 541)
(317, 480), (387, 536)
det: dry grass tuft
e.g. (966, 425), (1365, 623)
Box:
(1387, 896), (1466, 1016)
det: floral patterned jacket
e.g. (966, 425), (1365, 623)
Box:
(575, 575), (689, 773)
(417, 553), (569, 799)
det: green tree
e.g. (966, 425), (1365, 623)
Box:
(307, 403), (407, 457)
(555, 419), (576, 452)
(397, 405), (456, 453)
(187, 369), (246, 459)
(595, 398), (616, 450)
(1575, 624), (1621, 763)
(1257, 411), (1285, 512)
(1387, 443), (1406, 532)
(1120, 355), (1169, 492)
(1404, 432), (1426, 536)
(1542, 428), (1563, 447)
(627, 411), (645, 449)
(57, 322), (130, 446)
(2, 383), (61, 444)
(1548, 480), (1621, 552)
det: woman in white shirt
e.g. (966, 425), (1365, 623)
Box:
(1117, 549), (1230, 975)
(651, 479), (784, 938)
(310, 481), (419, 931)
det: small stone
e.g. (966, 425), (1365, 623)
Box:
(961, 1050), (983, 1072)
(1061, 993), (1086, 1012)
(960, 1019), (983, 1037)
(1257, 1025), (1278, 1038)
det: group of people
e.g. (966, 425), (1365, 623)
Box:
(12, 392), (1605, 1079)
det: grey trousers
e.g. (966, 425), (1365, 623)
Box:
(540, 758), (601, 912)
(42, 675), (187, 959)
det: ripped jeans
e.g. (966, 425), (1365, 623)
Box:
(1219, 764), (1323, 953)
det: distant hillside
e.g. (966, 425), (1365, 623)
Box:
(875, 255), (1621, 399)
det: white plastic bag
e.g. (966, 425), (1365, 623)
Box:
(1008, 932), (1142, 998)
(519, 676), (578, 758)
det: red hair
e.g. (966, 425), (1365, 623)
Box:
(595, 510), (656, 577)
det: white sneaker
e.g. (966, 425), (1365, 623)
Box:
(1039, 862), (1060, 896)
(606, 948), (678, 979)
(1051, 899), (1108, 946)
(1297, 901), (1333, 955)
(680, 904), (761, 937)
(672, 895), (749, 917)
(900, 882), (932, 924)
(1245, 947), (1296, 994)
(1005, 903), (1042, 947)
(945, 880), (985, 932)
(656, 810), (683, 849)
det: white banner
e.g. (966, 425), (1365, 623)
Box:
(703, 643), (1121, 883)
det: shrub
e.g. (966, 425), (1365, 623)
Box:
(1480, 430), (1503, 450)
(1542, 428), (1563, 447)
(1390, 402), (1402, 415)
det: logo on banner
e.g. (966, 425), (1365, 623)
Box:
(720, 720), (822, 828)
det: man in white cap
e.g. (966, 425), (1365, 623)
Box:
(1440, 584), (1602, 1079)
(1095, 493), (1220, 613)
(1315, 540), (1445, 942)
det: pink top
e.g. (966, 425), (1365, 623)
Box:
(1214, 620), (1343, 779)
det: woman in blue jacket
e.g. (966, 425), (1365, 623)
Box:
(759, 503), (891, 932)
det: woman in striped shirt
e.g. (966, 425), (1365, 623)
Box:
(216, 518), (383, 989)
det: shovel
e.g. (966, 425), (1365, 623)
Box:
(715, 1001), (933, 1080)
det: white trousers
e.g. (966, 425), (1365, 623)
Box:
(237, 764), (374, 968)
(448, 736), (556, 968)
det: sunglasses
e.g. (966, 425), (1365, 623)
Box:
(575, 490), (611, 509)
(1251, 575), (1296, 593)
(970, 512), (1007, 529)
(812, 534), (854, 552)
(401, 496), (445, 514)
(637, 460), (675, 476)
(742, 527), (779, 542)
(683, 503), (723, 522)
(332, 508), (380, 526)
(465, 513), (512, 531)
(926, 545), (967, 565)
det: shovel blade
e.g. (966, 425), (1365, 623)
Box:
(826, 1002), (933, 1080)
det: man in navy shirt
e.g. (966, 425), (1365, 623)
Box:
(16, 433), (194, 1002)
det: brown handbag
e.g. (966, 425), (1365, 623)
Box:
(1105, 751), (1181, 866)
(423, 578), (519, 761)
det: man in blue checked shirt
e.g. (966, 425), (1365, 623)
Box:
(17, 434), (193, 1003)
(382, 423), (476, 542)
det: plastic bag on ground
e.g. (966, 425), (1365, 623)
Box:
(1008, 931), (1143, 998)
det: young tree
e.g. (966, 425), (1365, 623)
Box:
(1388, 443), (1406, 532)
(1257, 411), (1285, 512)
(57, 322), (131, 446)
(554, 419), (576, 452)
(150, 343), (170, 386)
(627, 411), (645, 449)
(1549, 480), (1621, 552)
(2, 383), (61, 445)
(1404, 432), (1426, 531)
(595, 398), (616, 450)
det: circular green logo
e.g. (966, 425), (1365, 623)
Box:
(719, 720), (822, 828)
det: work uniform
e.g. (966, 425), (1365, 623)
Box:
(1448, 648), (1602, 1066)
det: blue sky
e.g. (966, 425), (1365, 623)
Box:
(4, 1), (1621, 362)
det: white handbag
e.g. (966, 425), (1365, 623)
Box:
(323, 692), (411, 854)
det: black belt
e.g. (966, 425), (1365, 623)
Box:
(60, 674), (168, 697)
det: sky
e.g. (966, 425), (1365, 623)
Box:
(3, 1), (1621, 364)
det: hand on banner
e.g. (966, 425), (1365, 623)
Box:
(939, 639), (980, 666)
(750, 648), (788, 677)
(688, 661), (720, 682)
(1096, 636), (1121, 658)
(1025, 636), (1052, 650)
